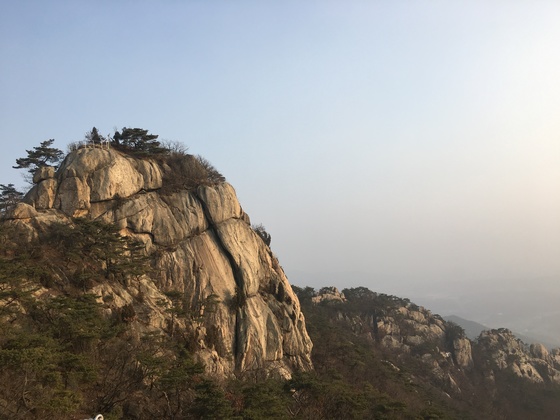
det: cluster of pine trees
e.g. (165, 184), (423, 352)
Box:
(1, 127), (227, 217)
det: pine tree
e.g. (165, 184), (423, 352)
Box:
(13, 139), (64, 175)
(85, 127), (103, 144)
(46, 218), (149, 289)
(112, 127), (165, 155)
(189, 379), (234, 419)
(0, 184), (23, 214)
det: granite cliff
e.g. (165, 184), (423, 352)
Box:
(6, 146), (312, 380)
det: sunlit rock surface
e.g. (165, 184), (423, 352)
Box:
(12, 147), (313, 379)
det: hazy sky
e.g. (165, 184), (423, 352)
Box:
(1, 1), (559, 301)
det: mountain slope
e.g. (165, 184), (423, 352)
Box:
(292, 286), (560, 420)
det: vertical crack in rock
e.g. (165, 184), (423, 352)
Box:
(193, 190), (245, 371)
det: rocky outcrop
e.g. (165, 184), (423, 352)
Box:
(306, 285), (560, 397)
(367, 303), (449, 360)
(476, 329), (560, 384)
(452, 337), (474, 370)
(9, 147), (313, 379)
(309, 288), (471, 395)
(311, 287), (346, 304)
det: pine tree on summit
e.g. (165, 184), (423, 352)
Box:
(85, 126), (103, 144)
(13, 139), (64, 175)
(112, 127), (165, 155)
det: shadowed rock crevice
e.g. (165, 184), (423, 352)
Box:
(193, 188), (246, 371)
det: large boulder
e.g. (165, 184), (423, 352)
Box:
(32, 166), (55, 184)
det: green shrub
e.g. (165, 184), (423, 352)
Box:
(161, 153), (226, 193)
(252, 223), (271, 246)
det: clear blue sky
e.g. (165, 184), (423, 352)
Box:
(1, 1), (559, 301)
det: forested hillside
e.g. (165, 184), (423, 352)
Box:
(292, 286), (560, 420)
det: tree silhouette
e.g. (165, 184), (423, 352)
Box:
(252, 224), (271, 246)
(0, 184), (23, 214)
(85, 126), (103, 144)
(112, 127), (165, 155)
(13, 139), (64, 175)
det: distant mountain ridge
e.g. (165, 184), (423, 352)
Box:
(444, 314), (489, 340)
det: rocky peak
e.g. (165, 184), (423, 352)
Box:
(303, 287), (474, 394)
(8, 146), (313, 379)
(311, 286), (347, 304)
(530, 342), (549, 359)
(476, 329), (560, 384)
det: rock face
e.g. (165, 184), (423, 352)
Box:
(477, 329), (560, 384)
(453, 337), (474, 370)
(313, 287), (560, 393)
(310, 288), (470, 395)
(10, 147), (313, 379)
(311, 287), (346, 304)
